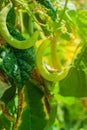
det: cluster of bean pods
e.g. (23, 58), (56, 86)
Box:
(0, 3), (70, 82)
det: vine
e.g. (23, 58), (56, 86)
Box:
(0, 0), (87, 130)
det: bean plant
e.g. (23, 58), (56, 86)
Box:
(0, 0), (87, 130)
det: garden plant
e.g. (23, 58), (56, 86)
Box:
(0, 0), (87, 130)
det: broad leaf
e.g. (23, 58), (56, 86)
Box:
(59, 67), (87, 97)
(77, 10), (87, 42)
(14, 80), (49, 130)
(59, 46), (87, 97)
(0, 114), (11, 130)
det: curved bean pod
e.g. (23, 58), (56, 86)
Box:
(0, 3), (39, 49)
(36, 38), (70, 81)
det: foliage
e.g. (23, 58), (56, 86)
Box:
(0, 0), (87, 130)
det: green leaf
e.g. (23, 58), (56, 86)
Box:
(77, 10), (87, 42)
(7, 5), (16, 26)
(78, 10), (87, 25)
(44, 101), (57, 130)
(0, 46), (22, 88)
(0, 39), (35, 89)
(59, 67), (87, 97)
(15, 80), (48, 130)
(59, 46), (87, 97)
(0, 95), (17, 130)
(0, 80), (11, 99)
(0, 114), (11, 130)
(13, 46), (35, 88)
(1, 83), (16, 104)
(36, 0), (57, 21)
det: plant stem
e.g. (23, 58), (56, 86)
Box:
(58, 0), (68, 24)
(34, 22), (45, 39)
(51, 33), (62, 71)
(28, 16), (34, 36)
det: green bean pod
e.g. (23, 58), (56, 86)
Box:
(36, 38), (70, 81)
(0, 3), (39, 49)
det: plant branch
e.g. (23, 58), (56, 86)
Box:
(58, 0), (68, 24)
